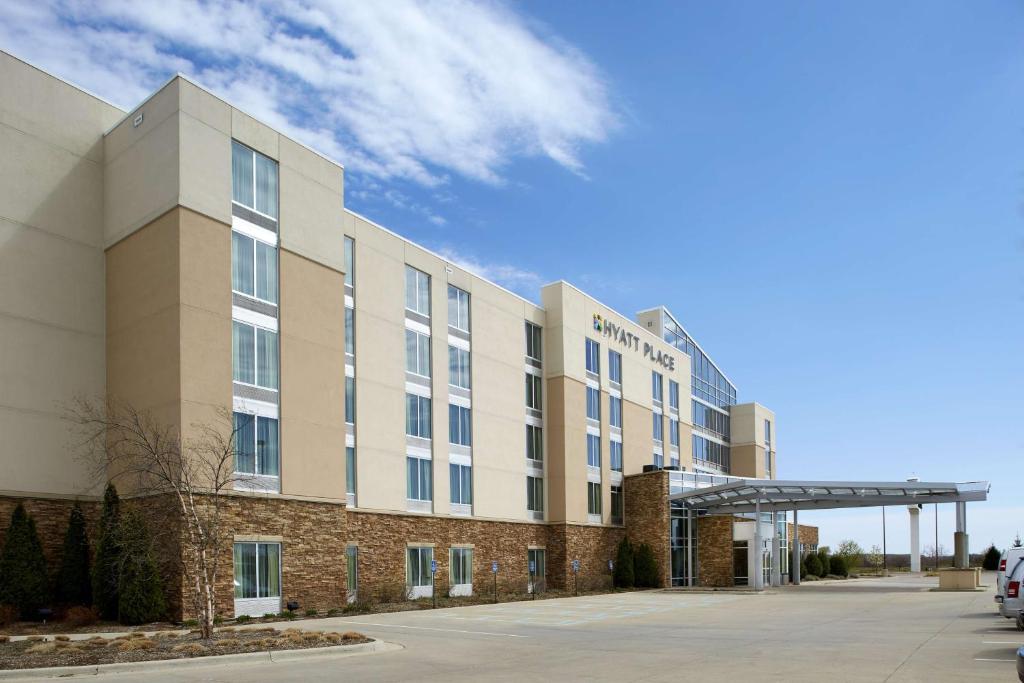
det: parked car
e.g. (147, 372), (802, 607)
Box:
(1017, 645), (1024, 682)
(995, 547), (1024, 613)
(1001, 555), (1024, 620)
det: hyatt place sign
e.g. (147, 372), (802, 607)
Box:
(593, 314), (675, 371)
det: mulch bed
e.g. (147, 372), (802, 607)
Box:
(0, 628), (370, 670)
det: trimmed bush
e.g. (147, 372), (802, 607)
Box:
(982, 544), (1001, 571)
(0, 503), (51, 619)
(64, 605), (99, 627)
(116, 509), (166, 624)
(633, 543), (659, 588)
(804, 553), (823, 578)
(613, 537), (634, 588)
(57, 504), (92, 606)
(92, 483), (122, 620)
(817, 550), (830, 578)
(829, 555), (848, 577)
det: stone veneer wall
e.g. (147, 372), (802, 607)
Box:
(697, 515), (734, 587)
(623, 470), (670, 587)
(788, 523), (819, 552)
(0, 496), (101, 571)
(553, 524), (625, 591)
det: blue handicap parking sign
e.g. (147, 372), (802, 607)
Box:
(529, 560), (536, 573)
(431, 559), (437, 574)
(492, 561), (498, 573)
(572, 559), (580, 572)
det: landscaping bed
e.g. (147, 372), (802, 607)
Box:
(0, 628), (369, 670)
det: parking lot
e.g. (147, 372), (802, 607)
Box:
(10, 572), (1021, 682)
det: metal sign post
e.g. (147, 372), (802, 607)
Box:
(492, 561), (498, 604)
(529, 559), (536, 599)
(431, 559), (437, 609)
(572, 559), (580, 596)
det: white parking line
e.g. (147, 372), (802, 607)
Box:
(973, 658), (1016, 662)
(345, 621), (528, 638)
(982, 641), (1022, 644)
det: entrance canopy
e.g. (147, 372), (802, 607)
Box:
(668, 478), (990, 514)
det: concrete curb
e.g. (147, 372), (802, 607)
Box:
(0, 638), (400, 680)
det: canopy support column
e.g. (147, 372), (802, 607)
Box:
(753, 498), (764, 591)
(770, 511), (781, 587)
(954, 501), (968, 569)
(792, 508), (800, 586)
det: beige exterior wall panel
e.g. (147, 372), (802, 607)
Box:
(279, 137), (342, 197)
(621, 399), (652, 476)
(0, 410), (99, 496)
(177, 79), (230, 135)
(279, 164), (345, 272)
(178, 111), (231, 226)
(548, 375), (588, 524)
(231, 109), (278, 160)
(729, 444), (766, 479)
(104, 78), (180, 164)
(545, 377), (567, 523)
(279, 249), (346, 500)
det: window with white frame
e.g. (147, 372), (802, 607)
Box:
(345, 377), (355, 424)
(653, 413), (663, 442)
(405, 329), (431, 377)
(449, 463), (472, 504)
(344, 236), (354, 288)
(231, 231), (277, 304)
(447, 285), (470, 332)
(525, 322), (542, 361)
(233, 412), (279, 477)
(609, 395), (622, 428)
(525, 374), (542, 410)
(611, 485), (623, 522)
(526, 425), (543, 462)
(233, 542), (280, 599)
(346, 446), (356, 495)
(586, 386), (600, 421)
(233, 321), (278, 390)
(670, 419), (680, 447)
(448, 346), (471, 389)
(405, 266), (430, 316)
(609, 440), (623, 472)
(585, 338), (600, 374)
(406, 394), (432, 438)
(652, 371), (663, 403)
(450, 547), (472, 586)
(587, 433), (601, 468)
(449, 404), (471, 446)
(406, 456), (432, 501)
(653, 452), (664, 468)
(345, 308), (354, 356)
(587, 482), (602, 515)
(231, 141), (278, 219)
(669, 380), (679, 411)
(407, 546), (433, 587)
(608, 350), (622, 384)
(526, 476), (544, 512)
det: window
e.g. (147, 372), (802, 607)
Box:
(345, 377), (355, 424)
(525, 374), (542, 410)
(608, 350), (622, 384)
(450, 463), (472, 505)
(407, 546), (433, 587)
(405, 329), (431, 377)
(609, 440), (623, 472)
(448, 346), (471, 389)
(669, 380), (679, 410)
(609, 396), (622, 428)
(653, 452), (664, 468)
(406, 456), (432, 500)
(525, 322), (542, 361)
(652, 413), (663, 443)
(765, 450), (772, 478)
(526, 425), (543, 462)
(233, 412), (279, 476)
(449, 404), (472, 446)
(406, 394), (432, 439)
(765, 419), (772, 447)
(526, 476), (544, 512)
(670, 454), (680, 469)
(232, 231), (277, 303)
(233, 542), (280, 599)
(586, 386), (600, 421)
(670, 419), (680, 447)
(587, 433), (601, 468)
(585, 338), (600, 374)
(692, 434), (731, 471)
(652, 371), (663, 403)
(345, 308), (354, 356)
(233, 321), (278, 390)
(231, 141), (278, 219)
(611, 486), (623, 523)
(692, 401), (731, 440)
(405, 266), (430, 316)
(450, 548), (472, 586)
(344, 236), (354, 288)
(346, 447), (356, 495)
(448, 286), (470, 332)
(587, 482), (601, 515)
(346, 546), (357, 598)
(528, 548), (546, 579)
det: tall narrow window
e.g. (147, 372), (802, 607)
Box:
(447, 286), (470, 332)
(405, 266), (430, 316)
(652, 371), (663, 403)
(231, 141), (278, 219)
(609, 440), (623, 472)
(449, 404), (472, 446)
(525, 374), (542, 410)
(609, 396), (622, 428)
(653, 413), (664, 443)
(586, 386), (600, 420)
(233, 412), (279, 477)
(587, 433), (601, 468)
(611, 486), (623, 523)
(525, 322), (542, 361)
(585, 338), (600, 374)
(405, 330), (431, 377)
(406, 547), (433, 587)
(405, 394), (432, 438)
(233, 321), (277, 390)
(449, 463), (472, 504)
(670, 419), (680, 447)
(587, 482), (602, 515)
(608, 350), (622, 384)
(346, 447), (356, 495)
(233, 542), (280, 599)
(527, 476), (544, 512)
(406, 456), (432, 501)
(448, 346), (471, 389)
(450, 548), (472, 587)
(344, 236), (354, 288)
(345, 308), (355, 355)
(526, 425), (543, 462)
(345, 377), (355, 424)
(669, 380), (679, 411)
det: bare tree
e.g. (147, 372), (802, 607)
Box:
(923, 543), (947, 570)
(865, 545), (884, 575)
(68, 397), (256, 639)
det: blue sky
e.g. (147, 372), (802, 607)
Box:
(3, 0), (1021, 553)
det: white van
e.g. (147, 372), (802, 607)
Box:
(999, 555), (1024, 624)
(996, 547), (1024, 614)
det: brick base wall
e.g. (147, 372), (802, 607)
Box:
(0, 495), (101, 581)
(623, 471), (670, 587)
(697, 515), (733, 587)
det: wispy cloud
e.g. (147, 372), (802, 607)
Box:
(433, 245), (544, 299)
(0, 0), (616, 187)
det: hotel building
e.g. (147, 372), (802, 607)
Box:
(0, 51), (815, 618)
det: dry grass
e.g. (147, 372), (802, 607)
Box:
(117, 638), (156, 651)
(300, 631), (322, 642)
(24, 643), (55, 655)
(54, 635), (70, 642)
(25, 635), (43, 642)
(217, 627), (236, 633)
(214, 638), (240, 648)
(171, 643), (207, 655)
(341, 631), (365, 640)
